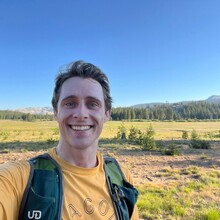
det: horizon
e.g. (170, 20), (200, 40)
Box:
(1, 94), (220, 111)
(1, 1), (220, 109)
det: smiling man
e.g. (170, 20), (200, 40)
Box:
(0, 60), (139, 220)
(54, 76), (110, 167)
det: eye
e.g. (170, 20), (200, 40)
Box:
(65, 101), (77, 108)
(87, 101), (99, 109)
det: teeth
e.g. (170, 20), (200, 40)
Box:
(71, 125), (91, 131)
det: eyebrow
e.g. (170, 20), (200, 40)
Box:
(61, 95), (102, 103)
(61, 95), (77, 101)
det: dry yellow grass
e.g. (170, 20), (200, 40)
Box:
(0, 120), (58, 142)
(102, 121), (220, 140)
(1, 120), (220, 142)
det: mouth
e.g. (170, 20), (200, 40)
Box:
(69, 125), (93, 131)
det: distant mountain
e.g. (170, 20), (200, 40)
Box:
(131, 102), (168, 108)
(206, 95), (220, 103)
(131, 95), (220, 108)
(15, 107), (53, 115)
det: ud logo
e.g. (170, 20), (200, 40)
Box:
(28, 210), (42, 219)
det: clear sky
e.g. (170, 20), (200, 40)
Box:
(0, 0), (220, 110)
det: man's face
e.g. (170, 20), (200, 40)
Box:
(54, 77), (110, 150)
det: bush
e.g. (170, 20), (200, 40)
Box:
(164, 143), (179, 156)
(47, 137), (57, 145)
(189, 129), (211, 149)
(190, 140), (211, 149)
(116, 123), (127, 140)
(127, 124), (157, 150)
(128, 126), (146, 146)
(191, 129), (199, 140)
(128, 126), (140, 142)
(141, 124), (156, 150)
(182, 130), (189, 139)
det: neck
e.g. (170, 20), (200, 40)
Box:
(55, 143), (98, 168)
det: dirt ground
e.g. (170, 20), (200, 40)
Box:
(122, 144), (220, 186)
(0, 142), (220, 186)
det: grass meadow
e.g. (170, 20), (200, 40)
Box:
(1, 120), (220, 144)
(0, 120), (220, 219)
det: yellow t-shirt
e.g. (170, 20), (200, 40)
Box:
(0, 148), (139, 219)
(0, 160), (30, 220)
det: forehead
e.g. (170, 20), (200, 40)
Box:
(59, 77), (104, 100)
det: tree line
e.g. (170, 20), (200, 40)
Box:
(0, 110), (54, 121)
(1, 101), (220, 121)
(111, 102), (220, 121)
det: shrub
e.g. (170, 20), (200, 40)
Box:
(141, 124), (156, 150)
(182, 130), (189, 139)
(190, 129), (211, 149)
(128, 126), (140, 142)
(128, 126), (146, 146)
(164, 144), (179, 156)
(127, 124), (157, 150)
(116, 123), (127, 140)
(47, 137), (57, 145)
(191, 129), (199, 140)
(190, 140), (211, 149)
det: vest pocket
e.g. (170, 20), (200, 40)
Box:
(112, 181), (139, 220)
(22, 187), (55, 220)
(22, 169), (58, 220)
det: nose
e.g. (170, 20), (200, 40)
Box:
(73, 103), (88, 119)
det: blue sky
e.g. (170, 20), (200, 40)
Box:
(0, 0), (220, 110)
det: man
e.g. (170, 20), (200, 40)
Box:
(0, 60), (139, 219)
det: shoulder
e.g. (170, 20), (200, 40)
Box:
(0, 160), (30, 185)
(0, 161), (31, 219)
(0, 160), (30, 173)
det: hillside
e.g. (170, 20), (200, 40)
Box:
(131, 95), (220, 108)
(15, 107), (53, 115)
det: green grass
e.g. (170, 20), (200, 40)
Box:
(137, 170), (220, 219)
(137, 184), (188, 219)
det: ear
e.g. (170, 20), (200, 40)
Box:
(54, 109), (58, 121)
(104, 110), (111, 122)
